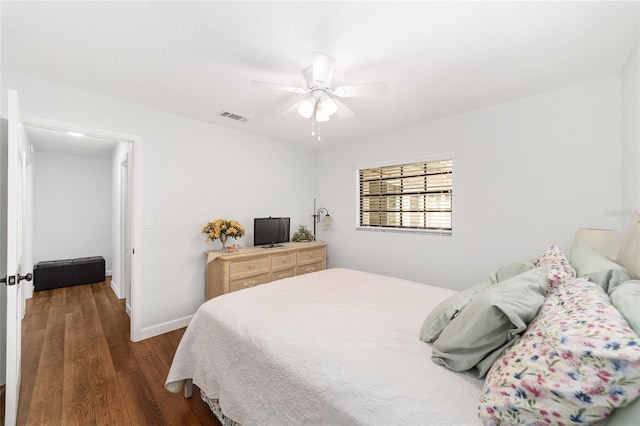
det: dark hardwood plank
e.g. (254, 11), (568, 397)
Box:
(116, 369), (167, 426)
(131, 338), (202, 425)
(16, 325), (45, 425)
(18, 278), (220, 426)
(1, 385), (5, 424)
(61, 309), (93, 425)
(25, 302), (66, 425)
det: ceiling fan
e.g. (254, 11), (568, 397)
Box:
(251, 52), (388, 141)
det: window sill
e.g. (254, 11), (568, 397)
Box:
(355, 226), (452, 236)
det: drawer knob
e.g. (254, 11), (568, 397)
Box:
(305, 267), (314, 272)
(248, 263), (253, 269)
(281, 258), (287, 263)
(308, 253), (313, 258)
(244, 280), (258, 287)
(278, 273), (290, 279)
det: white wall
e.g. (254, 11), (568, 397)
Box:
(1, 71), (317, 339)
(622, 41), (640, 236)
(316, 76), (623, 291)
(32, 151), (113, 271)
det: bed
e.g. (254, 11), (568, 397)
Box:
(166, 225), (640, 425)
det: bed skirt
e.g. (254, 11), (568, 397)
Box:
(200, 390), (241, 426)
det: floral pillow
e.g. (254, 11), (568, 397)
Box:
(534, 245), (576, 292)
(478, 278), (640, 425)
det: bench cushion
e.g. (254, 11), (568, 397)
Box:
(34, 256), (105, 291)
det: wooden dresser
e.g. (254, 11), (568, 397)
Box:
(205, 241), (327, 299)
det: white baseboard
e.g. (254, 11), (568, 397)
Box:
(106, 269), (112, 276)
(140, 315), (193, 340)
(126, 303), (131, 317)
(110, 279), (123, 299)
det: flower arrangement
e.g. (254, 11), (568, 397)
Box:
(201, 219), (246, 242)
(292, 225), (315, 242)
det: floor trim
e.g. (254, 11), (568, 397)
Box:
(140, 315), (193, 340)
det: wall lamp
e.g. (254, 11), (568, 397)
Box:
(312, 198), (334, 238)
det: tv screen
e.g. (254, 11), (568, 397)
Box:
(254, 217), (290, 247)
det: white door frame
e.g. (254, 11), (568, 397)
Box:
(120, 155), (132, 315)
(22, 116), (144, 341)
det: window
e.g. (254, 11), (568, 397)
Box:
(358, 158), (453, 233)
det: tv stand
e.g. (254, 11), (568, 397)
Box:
(205, 241), (327, 299)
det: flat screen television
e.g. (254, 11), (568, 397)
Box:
(254, 217), (290, 247)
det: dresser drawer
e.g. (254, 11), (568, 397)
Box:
(229, 257), (269, 277)
(229, 273), (270, 292)
(297, 261), (324, 276)
(206, 242), (327, 299)
(272, 267), (296, 281)
(297, 248), (325, 265)
(271, 252), (296, 270)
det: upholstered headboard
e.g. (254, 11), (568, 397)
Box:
(617, 215), (640, 279)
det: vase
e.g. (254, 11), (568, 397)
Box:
(219, 234), (228, 252)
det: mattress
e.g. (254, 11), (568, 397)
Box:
(166, 268), (485, 425)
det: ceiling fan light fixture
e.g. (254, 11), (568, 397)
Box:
(315, 110), (330, 122)
(318, 96), (337, 117)
(298, 98), (315, 119)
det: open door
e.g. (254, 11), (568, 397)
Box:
(2, 89), (31, 426)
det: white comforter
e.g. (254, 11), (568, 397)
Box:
(166, 268), (484, 425)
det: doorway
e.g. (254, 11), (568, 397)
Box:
(21, 117), (141, 340)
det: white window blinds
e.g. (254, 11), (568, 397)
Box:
(358, 159), (452, 232)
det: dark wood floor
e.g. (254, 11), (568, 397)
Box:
(18, 278), (220, 425)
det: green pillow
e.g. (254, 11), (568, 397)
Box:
(490, 261), (535, 284)
(605, 405), (640, 426)
(419, 280), (492, 343)
(570, 239), (631, 293)
(431, 267), (547, 378)
(602, 280), (640, 426)
(609, 280), (640, 339)
(420, 261), (537, 344)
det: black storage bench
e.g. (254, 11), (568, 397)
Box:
(34, 256), (105, 291)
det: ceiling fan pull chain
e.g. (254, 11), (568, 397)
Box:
(311, 108), (316, 137)
(311, 108), (321, 141)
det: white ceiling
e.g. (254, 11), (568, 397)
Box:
(24, 125), (119, 158)
(3, 1), (639, 148)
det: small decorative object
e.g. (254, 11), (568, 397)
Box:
(292, 225), (315, 242)
(202, 219), (246, 252)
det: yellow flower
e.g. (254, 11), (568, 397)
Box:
(201, 218), (246, 242)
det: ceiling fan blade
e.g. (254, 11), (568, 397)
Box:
(251, 80), (307, 94)
(332, 98), (354, 119)
(312, 52), (336, 86)
(333, 82), (388, 98)
(280, 100), (306, 116)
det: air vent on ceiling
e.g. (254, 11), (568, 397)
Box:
(218, 111), (248, 122)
